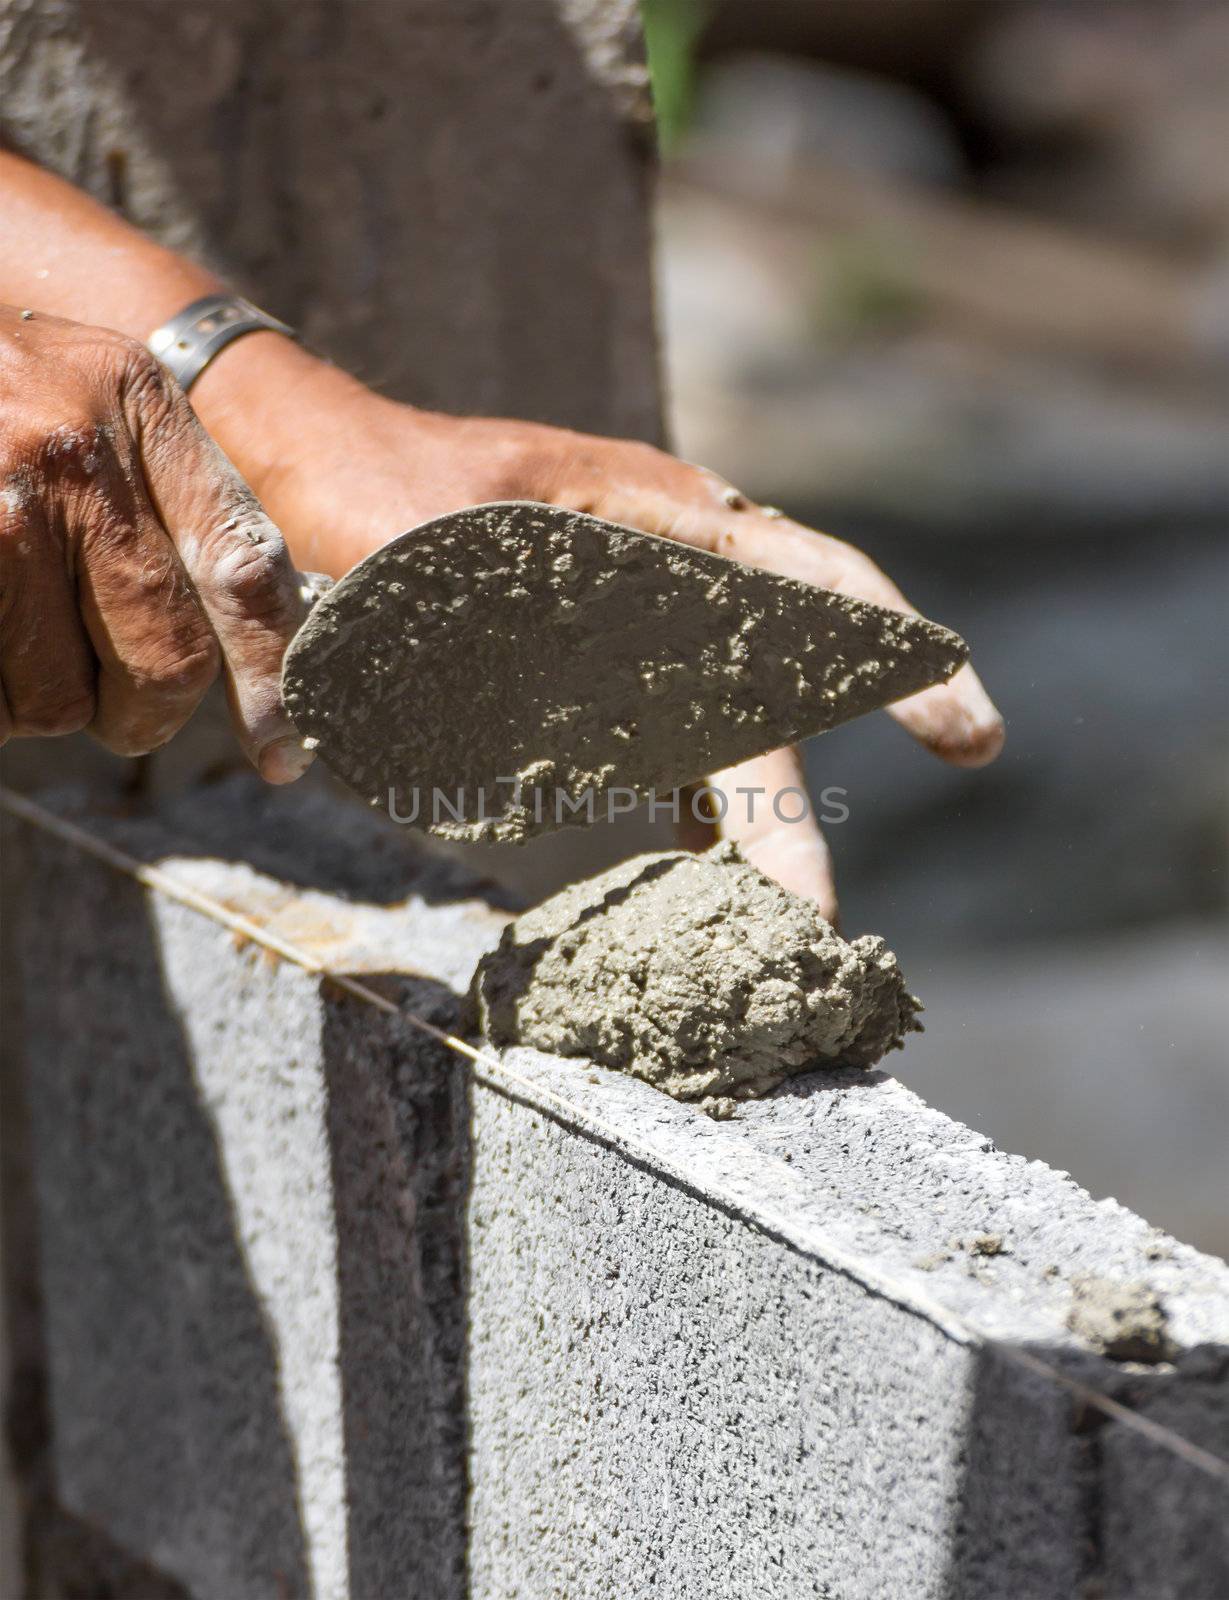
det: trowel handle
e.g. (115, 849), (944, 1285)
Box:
(297, 570), (335, 611)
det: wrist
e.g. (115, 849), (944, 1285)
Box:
(187, 331), (360, 499)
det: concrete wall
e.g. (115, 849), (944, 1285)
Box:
(10, 778), (1229, 1599)
(0, 0), (661, 439)
(3, 11), (1228, 1592)
(0, 3), (666, 1579)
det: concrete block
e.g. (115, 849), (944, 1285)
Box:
(0, 0), (665, 1572)
(12, 778), (1229, 1599)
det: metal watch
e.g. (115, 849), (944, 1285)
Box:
(147, 293), (297, 393)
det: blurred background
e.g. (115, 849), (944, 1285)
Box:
(642, 0), (1228, 1252)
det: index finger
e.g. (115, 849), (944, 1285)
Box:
(704, 746), (840, 921)
(119, 348), (312, 782)
(731, 515), (1004, 767)
(657, 498), (1006, 769)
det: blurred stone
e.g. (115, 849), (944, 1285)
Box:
(657, 181), (1229, 529)
(702, 0), (988, 87)
(965, 2), (1229, 248)
(693, 51), (964, 185)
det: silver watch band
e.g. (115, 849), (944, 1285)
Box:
(147, 293), (297, 393)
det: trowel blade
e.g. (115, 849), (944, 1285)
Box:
(282, 501), (967, 842)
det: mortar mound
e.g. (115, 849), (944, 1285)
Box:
(472, 842), (922, 1103)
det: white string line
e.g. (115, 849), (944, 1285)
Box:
(2, 783), (1225, 1482)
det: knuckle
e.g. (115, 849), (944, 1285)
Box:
(13, 690), (96, 739)
(137, 632), (221, 698)
(0, 471), (39, 543)
(210, 532), (296, 623)
(78, 507), (143, 566)
(599, 437), (667, 479)
(94, 634), (219, 758)
(35, 417), (117, 485)
(118, 541), (193, 603)
(117, 340), (180, 419)
(72, 324), (139, 379)
(93, 722), (176, 759)
(476, 425), (552, 495)
(628, 438), (669, 467)
(114, 335), (161, 386)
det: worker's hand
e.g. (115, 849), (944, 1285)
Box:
(201, 351), (1004, 912)
(0, 307), (310, 780)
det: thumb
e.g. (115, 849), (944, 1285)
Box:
(123, 354), (312, 782)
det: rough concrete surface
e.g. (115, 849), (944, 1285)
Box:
(0, 0), (662, 441)
(283, 501), (967, 840)
(473, 840), (920, 1104)
(0, 2), (667, 1574)
(11, 777), (1229, 1599)
(1066, 1274), (1174, 1363)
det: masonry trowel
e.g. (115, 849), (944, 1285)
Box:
(281, 501), (967, 842)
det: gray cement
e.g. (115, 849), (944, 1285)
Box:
(11, 777), (1229, 1600)
(282, 501), (967, 840)
(1066, 1274), (1174, 1362)
(472, 840), (920, 1104)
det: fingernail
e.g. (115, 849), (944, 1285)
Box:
(258, 735), (316, 784)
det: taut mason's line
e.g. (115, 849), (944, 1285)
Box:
(1, 784), (1224, 1482)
